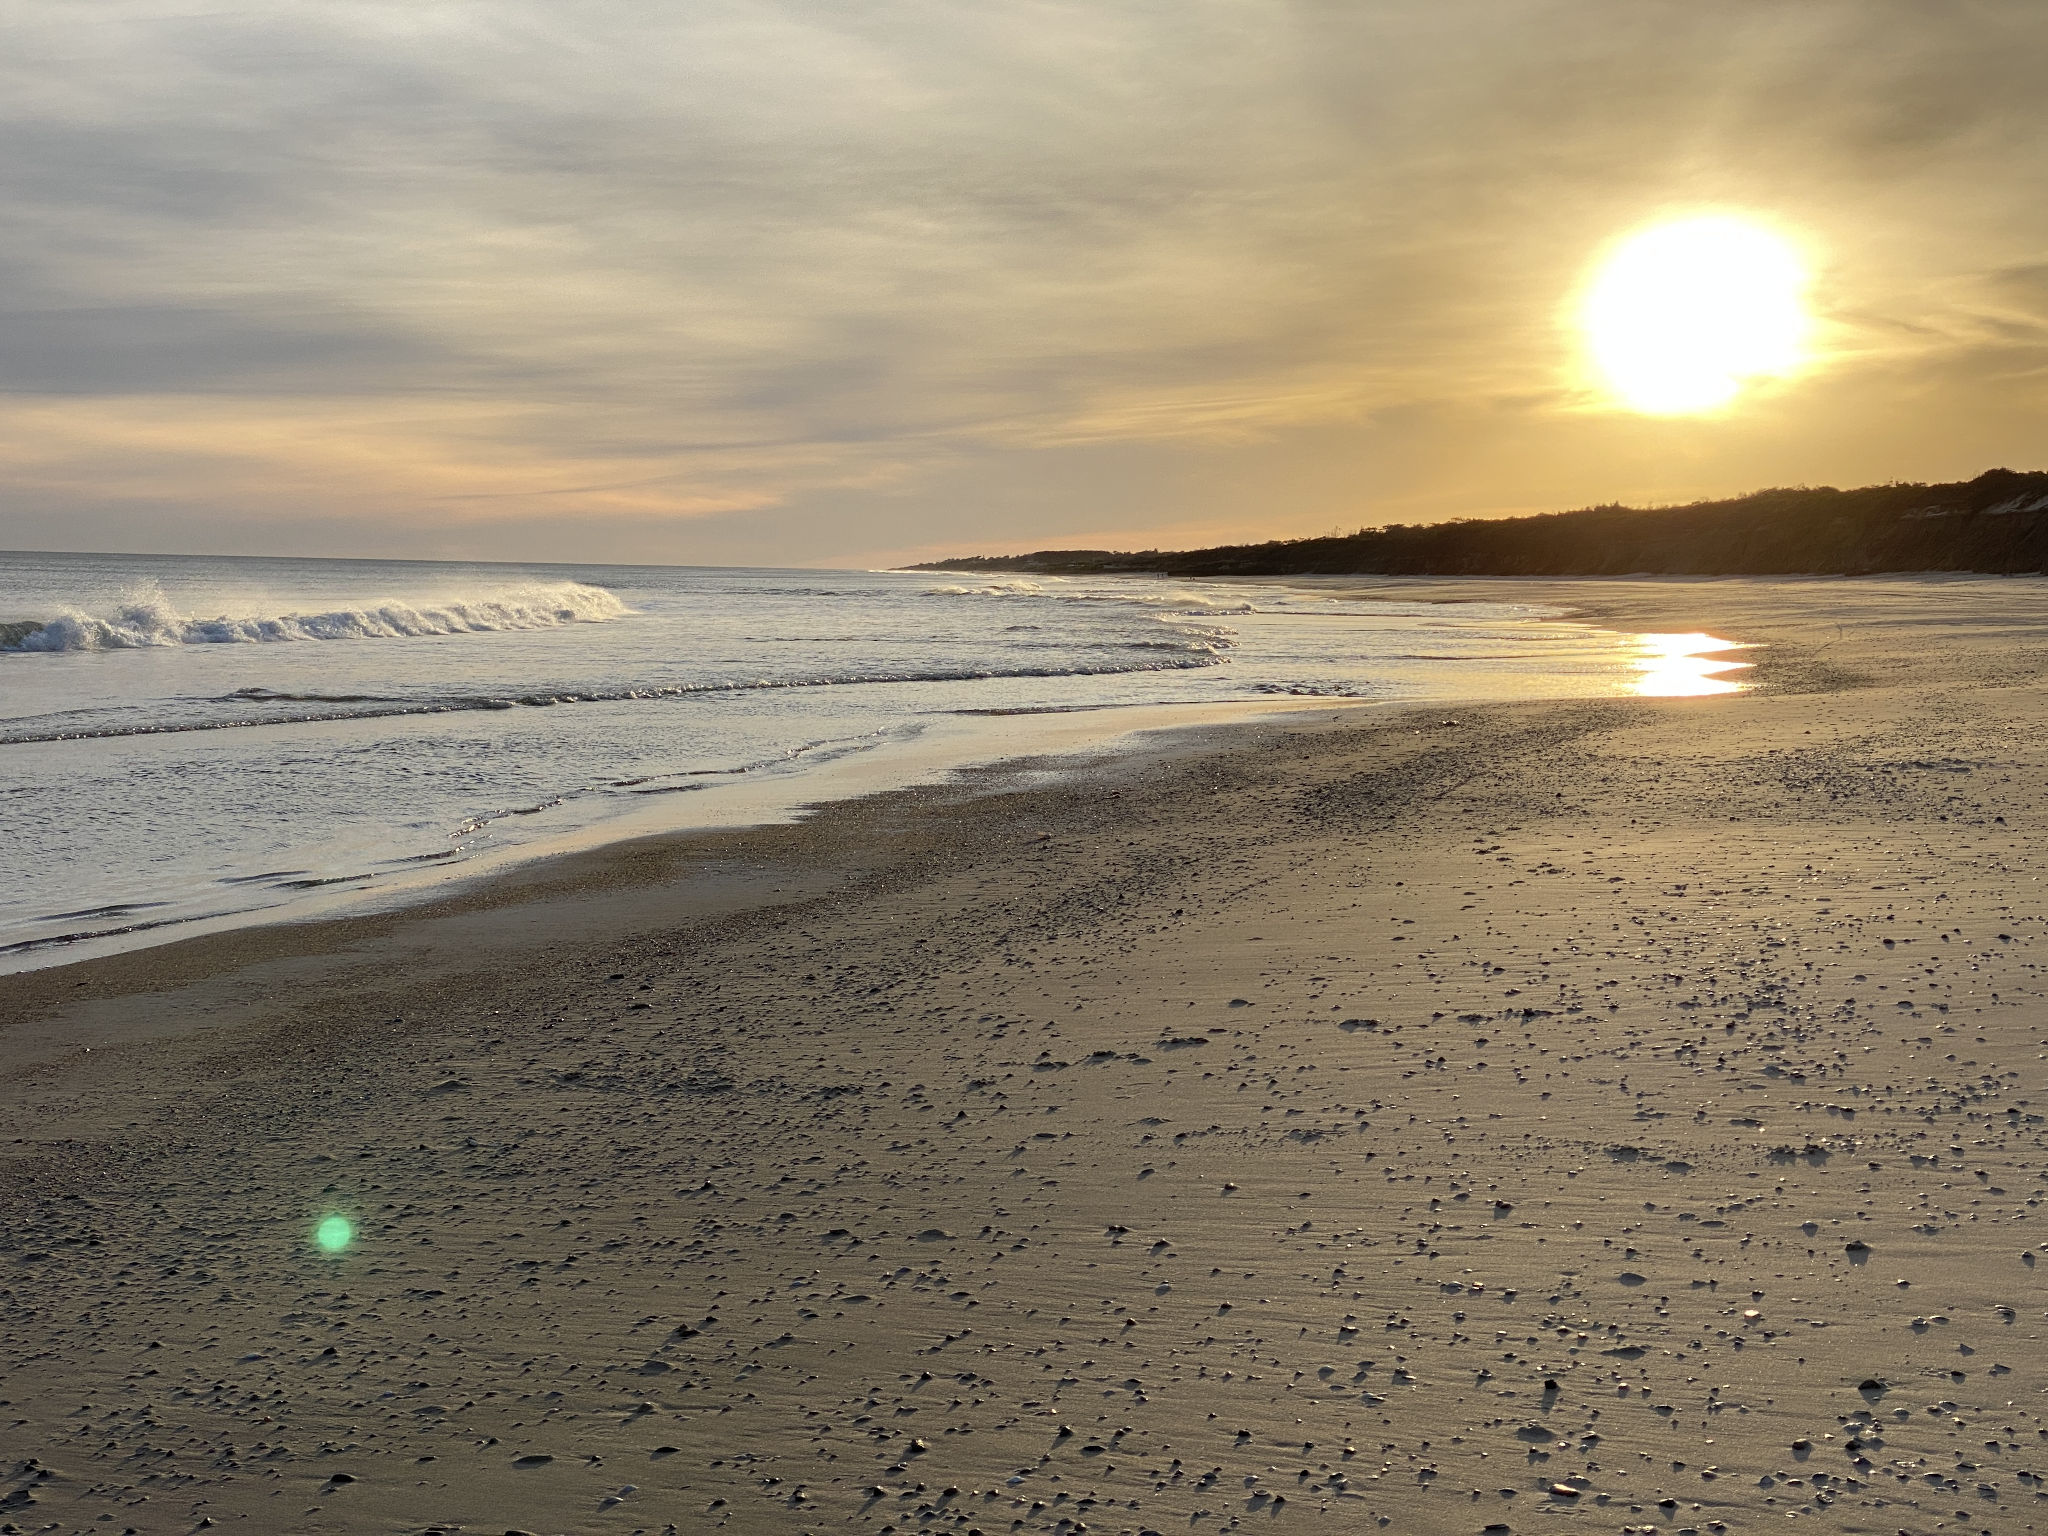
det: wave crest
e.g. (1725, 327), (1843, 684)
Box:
(0, 653), (1231, 745)
(2, 581), (628, 653)
(923, 580), (1046, 597)
(923, 579), (1254, 615)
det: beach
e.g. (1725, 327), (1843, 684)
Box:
(8, 574), (2048, 1536)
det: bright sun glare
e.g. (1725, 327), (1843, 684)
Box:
(1632, 633), (1750, 697)
(1583, 216), (1810, 416)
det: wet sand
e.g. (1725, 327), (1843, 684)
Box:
(8, 576), (2048, 1536)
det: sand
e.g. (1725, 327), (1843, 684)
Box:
(7, 575), (2048, 1536)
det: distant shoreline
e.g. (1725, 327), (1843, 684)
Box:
(911, 466), (2048, 578)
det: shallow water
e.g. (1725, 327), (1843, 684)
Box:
(0, 553), (1734, 965)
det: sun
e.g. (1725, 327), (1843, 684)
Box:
(1581, 215), (1811, 416)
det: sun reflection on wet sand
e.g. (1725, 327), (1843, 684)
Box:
(1632, 632), (1752, 696)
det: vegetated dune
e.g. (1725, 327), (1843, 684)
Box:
(914, 467), (2048, 577)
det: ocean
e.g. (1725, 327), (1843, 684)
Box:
(0, 552), (1740, 968)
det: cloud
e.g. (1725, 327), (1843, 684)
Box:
(0, 0), (2045, 560)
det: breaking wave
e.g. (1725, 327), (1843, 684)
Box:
(924, 580), (1047, 597)
(923, 579), (1254, 615)
(0, 651), (1232, 745)
(1, 581), (628, 653)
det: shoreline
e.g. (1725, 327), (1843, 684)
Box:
(0, 698), (1338, 1065)
(0, 575), (1698, 979)
(0, 693), (1360, 981)
(10, 575), (2048, 1533)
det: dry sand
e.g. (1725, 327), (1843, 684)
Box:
(8, 576), (2048, 1536)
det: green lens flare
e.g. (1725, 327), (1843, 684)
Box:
(314, 1214), (354, 1254)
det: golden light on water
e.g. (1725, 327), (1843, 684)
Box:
(1582, 216), (1810, 415)
(1632, 632), (1750, 697)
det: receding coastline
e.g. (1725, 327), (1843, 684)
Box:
(8, 577), (2048, 1533)
(911, 467), (2048, 578)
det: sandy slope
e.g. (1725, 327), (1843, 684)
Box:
(8, 576), (2048, 1536)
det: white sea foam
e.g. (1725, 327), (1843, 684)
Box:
(4, 581), (628, 652)
(0, 652), (1233, 745)
(925, 578), (1256, 618)
(924, 580), (1047, 597)
(1116, 590), (1255, 613)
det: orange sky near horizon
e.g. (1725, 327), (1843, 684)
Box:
(2, 1), (2045, 567)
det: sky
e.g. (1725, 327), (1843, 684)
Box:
(2, 0), (2046, 568)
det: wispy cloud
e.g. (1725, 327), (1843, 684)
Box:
(2, 0), (2045, 561)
